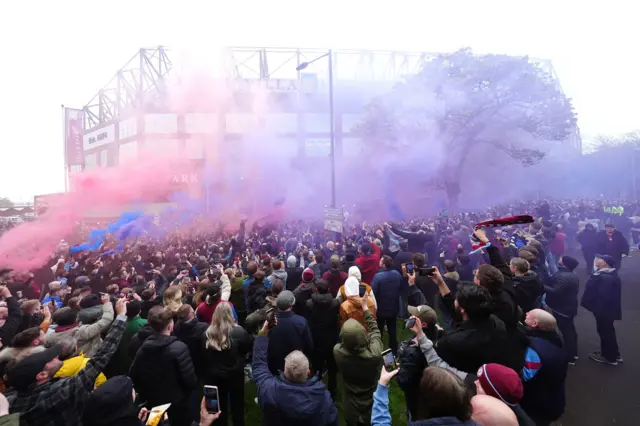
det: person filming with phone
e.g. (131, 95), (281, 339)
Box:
(334, 293), (383, 426)
(252, 315), (338, 426)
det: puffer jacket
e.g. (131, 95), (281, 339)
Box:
(333, 310), (383, 425)
(129, 333), (198, 407)
(45, 303), (114, 358)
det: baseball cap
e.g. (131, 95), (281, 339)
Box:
(6, 345), (62, 390)
(276, 290), (296, 311)
(476, 363), (523, 406)
(407, 305), (438, 325)
(595, 254), (616, 268)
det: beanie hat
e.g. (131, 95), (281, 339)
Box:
(287, 255), (297, 268)
(476, 363), (523, 406)
(560, 255), (579, 272)
(302, 268), (315, 283)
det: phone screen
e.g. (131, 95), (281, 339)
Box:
(405, 263), (414, 273)
(204, 386), (220, 413)
(382, 349), (398, 371)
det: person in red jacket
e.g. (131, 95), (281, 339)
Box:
(322, 255), (348, 297)
(355, 241), (381, 285)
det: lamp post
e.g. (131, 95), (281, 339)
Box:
(296, 50), (336, 208)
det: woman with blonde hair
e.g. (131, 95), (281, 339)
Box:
(201, 303), (252, 426)
(163, 285), (183, 314)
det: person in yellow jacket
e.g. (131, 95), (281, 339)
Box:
(52, 334), (106, 388)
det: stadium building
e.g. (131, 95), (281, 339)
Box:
(59, 46), (581, 217)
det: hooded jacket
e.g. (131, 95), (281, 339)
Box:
(355, 242), (382, 285)
(55, 355), (107, 388)
(129, 333), (197, 407)
(333, 310), (383, 425)
(268, 269), (288, 288)
(45, 302), (114, 358)
(252, 336), (338, 426)
(82, 375), (142, 426)
(337, 267), (378, 308)
(338, 276), (378, 327)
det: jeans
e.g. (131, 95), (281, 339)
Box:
(546, 252), (558, 275)
(554, 314), (578, 359)
(595, 315), (620, 362)
(376, 316), (398, 355)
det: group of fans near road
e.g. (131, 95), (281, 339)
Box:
(0, 199), (631, 426)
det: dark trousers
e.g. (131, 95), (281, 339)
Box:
(376, 316), (398, 355)
(582, 249), (596, 273)
(168, 399), (191, 426)
(313, 346), (338, 400)
(554, 314), (578, 359)
(209, 375), (245, 426)
(595, 316), (619, 362)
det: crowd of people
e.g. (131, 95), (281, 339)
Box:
(0, 198), (631, 426)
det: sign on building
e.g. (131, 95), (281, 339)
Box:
(323, 207), (344, 233)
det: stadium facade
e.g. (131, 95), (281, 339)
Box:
(73, 46), (581, 170)
(56, 46), (581, 216)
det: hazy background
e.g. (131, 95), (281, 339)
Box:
(0, 0), (637, 201)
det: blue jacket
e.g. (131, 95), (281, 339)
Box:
(41, 295), (63, 311)
(253, 336), (338, 426)
(371, 383), (480, 426)
(520, 331), (568, 425)
(580, 268), (622, 320)
(371, 268), (403, 318)
(267, 311), (314, 375)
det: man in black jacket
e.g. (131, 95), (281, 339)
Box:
(432, 270), (520, 374)
(306, 279), (340, 400)
(129, 305), (197, 426)
(595, 222), (630, 270)
(509, 257), (543, 315)
(173, 304), (208, 376)
(544, 255), (580, 363)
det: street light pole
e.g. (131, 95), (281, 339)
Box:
(327, 49), (336, 208)
(296, 50), (337, 208)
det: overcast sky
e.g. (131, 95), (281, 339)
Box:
(0, 0), (637, 201)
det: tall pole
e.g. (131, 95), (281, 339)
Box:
(328, 49), (336, 208)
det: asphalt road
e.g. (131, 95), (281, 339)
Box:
(562, 249), (640, 425)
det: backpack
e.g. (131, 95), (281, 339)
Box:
(248, 284), (267, 313)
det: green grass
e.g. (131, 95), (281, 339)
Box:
(243, 320), (412, 425)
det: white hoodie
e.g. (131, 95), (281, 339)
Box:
(336, 267), (378, 309)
